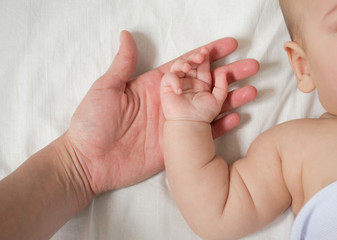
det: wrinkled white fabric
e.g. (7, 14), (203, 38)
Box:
(0, 0), (324, 239)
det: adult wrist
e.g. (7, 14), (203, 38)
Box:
(53, 133), (95, 213)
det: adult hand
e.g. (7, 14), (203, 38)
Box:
(66, 30), (259, 196)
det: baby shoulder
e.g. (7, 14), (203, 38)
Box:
(274, 118), (337, 135)
(264, 118), (337, 153)
(247, 118), (337, 158)
(251, 118), (333, 149)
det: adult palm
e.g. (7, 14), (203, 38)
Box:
(66, 31), (259, 195)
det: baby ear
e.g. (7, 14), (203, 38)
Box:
(284, 41), (316, 93)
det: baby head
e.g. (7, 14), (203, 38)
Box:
(279, 0), (337, 116)
(279, 0), (303, 42)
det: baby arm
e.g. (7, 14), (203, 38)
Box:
(161, 49), (291, 240)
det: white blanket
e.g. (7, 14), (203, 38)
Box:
(0, 0), (324, 239)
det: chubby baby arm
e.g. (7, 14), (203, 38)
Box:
(161, 49), (291, 240)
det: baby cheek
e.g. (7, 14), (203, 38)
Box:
(314, 50), (337, 87)
(319, 78), (337, 115)
(312, 62), (337, 112)
(327, 21), (337, 33)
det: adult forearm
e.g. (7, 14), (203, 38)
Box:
(0, 134), (94, 240)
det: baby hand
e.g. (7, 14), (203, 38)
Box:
(160, 47), (228, 123)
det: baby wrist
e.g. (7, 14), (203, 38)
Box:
(164, 120), (212, 133)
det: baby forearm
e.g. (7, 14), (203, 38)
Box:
(164, 121), (216, 168)
(164, 121), (230, 239)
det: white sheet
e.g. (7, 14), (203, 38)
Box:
(0, 0), (325, 239)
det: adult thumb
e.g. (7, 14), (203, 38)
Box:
(104, 31), (138, 87)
